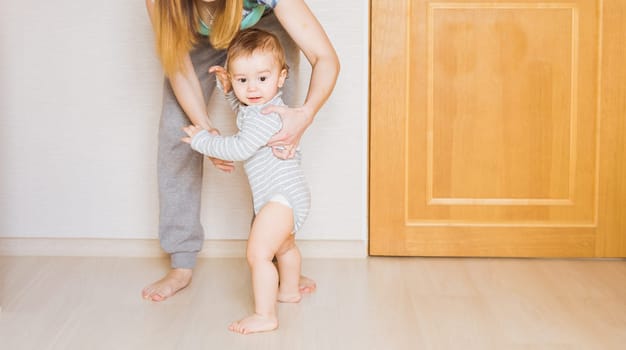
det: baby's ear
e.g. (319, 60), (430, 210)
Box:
(278, 68), (287, 88)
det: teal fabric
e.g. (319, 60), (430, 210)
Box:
(240, 3), (266, 30)
(198, 0), (277, 36)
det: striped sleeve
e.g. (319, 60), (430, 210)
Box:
(190, 112), (281, 161)
(215, 78), (240, 111)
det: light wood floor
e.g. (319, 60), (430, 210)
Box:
(1, 256), (625, 349)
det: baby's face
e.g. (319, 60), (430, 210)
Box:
(228, 50), (286, 106)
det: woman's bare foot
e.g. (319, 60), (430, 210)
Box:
(299, 275), (316, 294)
(142, 268), (192, 302)
(228, 314), (278, 335)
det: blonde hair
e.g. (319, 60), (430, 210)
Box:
(226, 28), (288, 75)
(152, 0), (243, 76)
(210, 0), (243, 50)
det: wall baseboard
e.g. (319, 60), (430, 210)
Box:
(0, 238), (368, 258)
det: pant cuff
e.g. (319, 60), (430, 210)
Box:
(171, 252), (198, 269)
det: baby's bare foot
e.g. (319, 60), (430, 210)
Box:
(299, 275), (316, 294)
(228, 314), (278, 335)
(278, 291), (301, 303)
(142, 268), (192, 302)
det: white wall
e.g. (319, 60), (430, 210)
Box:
(0, 1), (368, 242)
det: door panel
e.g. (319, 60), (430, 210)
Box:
(370, 0), (626, 257)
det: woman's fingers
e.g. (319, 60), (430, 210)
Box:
(209, 157), (235, 172)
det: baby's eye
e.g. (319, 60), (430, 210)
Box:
(237, 78), (247, 83)
(259, 76), (268, 82)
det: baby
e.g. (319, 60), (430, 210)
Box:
(182, 28), (310, 335)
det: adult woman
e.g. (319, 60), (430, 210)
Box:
(141, 0), (339, 302)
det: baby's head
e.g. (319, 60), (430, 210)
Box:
(225, 28), (288, 106)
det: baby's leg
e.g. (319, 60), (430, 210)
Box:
(228, 202), (294, 335)
(276, 235), (302, 303)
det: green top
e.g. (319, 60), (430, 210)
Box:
(198, 0), (276, 36)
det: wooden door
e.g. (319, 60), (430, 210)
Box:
(370, 0), (626, 257)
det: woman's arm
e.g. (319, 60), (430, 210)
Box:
(266, 0), (340, 156)
(146, 0), (235, 172)
(168, 56), (213, 130)
(145, 0), (212, 130)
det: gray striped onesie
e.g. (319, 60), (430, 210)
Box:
(190, 93), (310, 232)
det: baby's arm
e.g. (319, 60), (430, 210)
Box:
(220, 87), (240, 113)
(209, 65), (240, 111)
(181, 125), (218, 142)
(183, 113), (282, 162)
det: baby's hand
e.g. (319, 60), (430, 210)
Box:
(209, 65), (231, 93)
(182, 126), (234, 173)
(181, 125), (204, 144)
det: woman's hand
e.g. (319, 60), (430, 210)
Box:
(207, 156), (235, 173)
(181, 124), (204, 143)
(209, 65), (231, 93)
(181, 125), (235, 173)
(268, 0), (340, 158)
(264, 104), (313, 159)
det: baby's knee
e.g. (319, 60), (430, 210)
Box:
(246, 247), (274, 266)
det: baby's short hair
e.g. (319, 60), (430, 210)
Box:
(226, 28), (288, 74)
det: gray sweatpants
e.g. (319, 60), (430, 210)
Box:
(157, 13), (300, 269)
